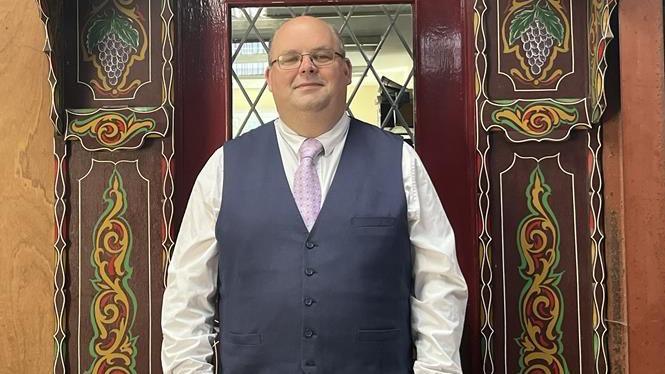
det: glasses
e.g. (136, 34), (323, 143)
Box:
(270, 49), (346, 70)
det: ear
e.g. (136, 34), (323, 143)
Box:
(343, 58), (352, 85)
(265, 66), (273, 92)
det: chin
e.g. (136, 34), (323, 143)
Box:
(293, 99), (330, 112)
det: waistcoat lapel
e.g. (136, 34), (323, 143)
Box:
(308, 119), (362, 235)
(266, 122), (310, 234)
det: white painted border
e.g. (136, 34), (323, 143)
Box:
(37, 1), (62, 134)
(590, 1), (618, 121)
(159, 0), (176, 288)
(51, 139), (68, 373)
(588, 127), (608, 374)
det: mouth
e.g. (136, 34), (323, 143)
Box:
(294, 82), (324, 89)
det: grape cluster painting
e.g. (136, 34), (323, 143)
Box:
(500, 0), (571, 90)
(78, 2), (149, 100)
(86, 9), (139, 87)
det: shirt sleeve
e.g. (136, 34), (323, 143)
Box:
(402, 143), (469, 374)
(161, 147), (224, 373)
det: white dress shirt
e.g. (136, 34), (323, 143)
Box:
(161, 114), (468, 373)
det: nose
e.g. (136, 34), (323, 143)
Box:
(299, 55), (318, 74)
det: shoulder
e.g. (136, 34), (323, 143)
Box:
(191, 145), (224, 200)
(222, 121), (276, 151)
(349, 117), (405, 146)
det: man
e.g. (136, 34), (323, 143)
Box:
(162, 16), (467, 373)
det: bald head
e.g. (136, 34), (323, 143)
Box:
(264, 15), (352, 137)
(269, 16), (345, 62)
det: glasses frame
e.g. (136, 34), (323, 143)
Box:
(269, 49), (347, 70)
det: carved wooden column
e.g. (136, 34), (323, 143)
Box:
(474, 0), (617, 372)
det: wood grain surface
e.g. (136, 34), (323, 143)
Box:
(0, 0), (55, 372)
(618, 1), (665, 372)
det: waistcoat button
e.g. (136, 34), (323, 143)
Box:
(305, 268), (316, 276)
(305, 241), (316, 249)
(304, 297), (314, 306)
(304, 328), (315, 338)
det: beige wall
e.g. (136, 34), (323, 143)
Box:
(0, 0), (54, 372)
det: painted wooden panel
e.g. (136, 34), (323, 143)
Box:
(38, 0), (175, 372)
(66, 143), (167, 373)
(488, 131), (595, 373)
(475, 0), (616, 373)
(63, 0), (168, 106)
(486, 0), (588, 96)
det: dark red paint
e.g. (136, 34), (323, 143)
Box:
(414, 1), (479, 372)
(175, 0), (231, 232)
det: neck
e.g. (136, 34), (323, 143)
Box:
(280, 110), (344, 138)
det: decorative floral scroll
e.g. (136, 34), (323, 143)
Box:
(88, 169), (138, 373)
(70, 112), (156, 149)
(516, 166), (568, 374)
(492, 102), (578, 137)
(501, 0), (572, 88)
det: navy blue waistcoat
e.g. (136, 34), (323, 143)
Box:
(216, 118), (414, 374)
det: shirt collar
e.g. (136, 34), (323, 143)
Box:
(275, 113), (350, 157)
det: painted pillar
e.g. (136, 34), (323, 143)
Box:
(38, 0), (176, 372)
(474, 0), (617, 372)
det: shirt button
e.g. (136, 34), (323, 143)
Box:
(304, 328), (315, 338)
(305, 242), (316, 249)
(305, 268), (316, 276)
(304, 297), (314, 306)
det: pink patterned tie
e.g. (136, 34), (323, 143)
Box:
(293, 138), (324, 231)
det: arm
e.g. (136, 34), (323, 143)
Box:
(161, 148), (224, 373)
(402, 144), (469, 374)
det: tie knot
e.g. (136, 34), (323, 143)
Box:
(298, 138), (323, 161)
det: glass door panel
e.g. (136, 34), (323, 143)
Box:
(230, 5), (415, 146)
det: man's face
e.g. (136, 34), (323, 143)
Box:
(265, 17), (352, 116)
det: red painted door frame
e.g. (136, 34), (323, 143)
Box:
(175, 0), (479, 371)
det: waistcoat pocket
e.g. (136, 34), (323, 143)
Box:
(357, 328), (401, 341)
(351, 216), (396, 227)
(224, 332), (262, 346)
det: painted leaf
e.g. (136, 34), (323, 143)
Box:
(86, 17), (112, 53)
(111, 16), (140, 49)
(536, 3), (565, 44)
(509, 7), (536, 45)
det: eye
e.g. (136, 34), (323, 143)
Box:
(312, 50), (334, 63)
(279, 53), (301, 66)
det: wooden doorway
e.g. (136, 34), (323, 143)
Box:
(175, 0), (479, 372)
(41, 0), (616, 371)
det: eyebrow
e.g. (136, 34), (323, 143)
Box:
(278, 49), (300, 55)
(278, 47), (335, 55)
